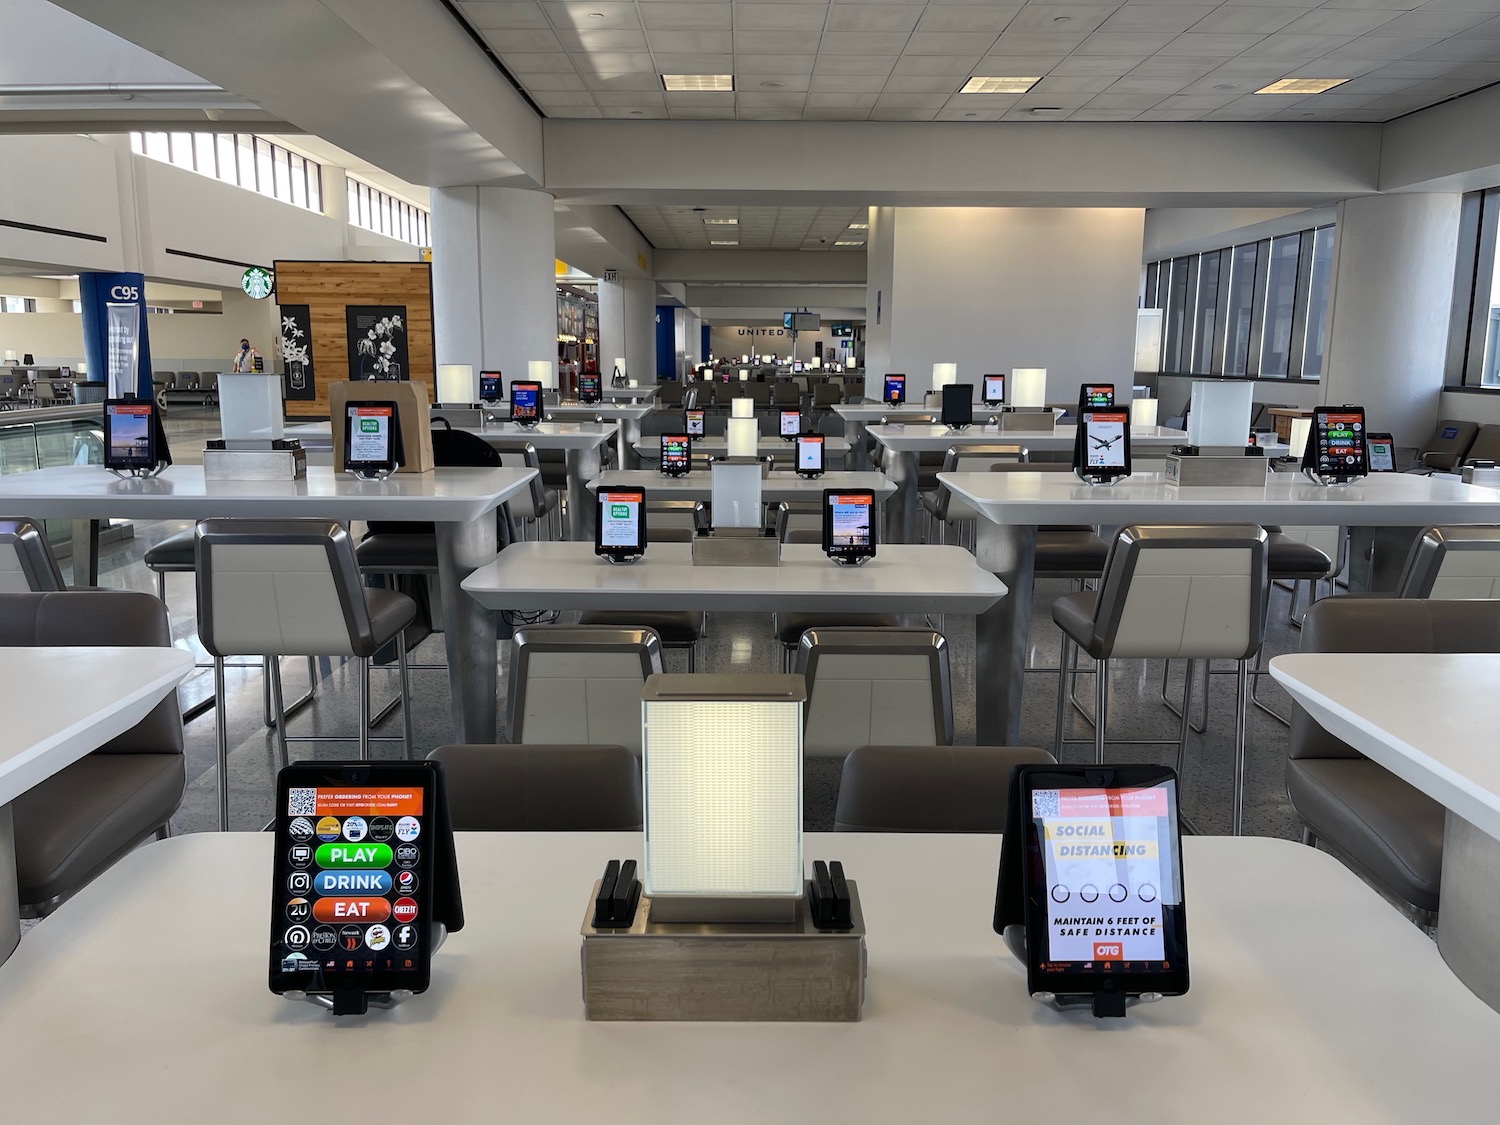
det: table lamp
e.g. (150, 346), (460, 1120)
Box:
(739, 369), (749, 381)
(727, 397), (758, 460)
(75, 359), (87, 376)
(1011, 368), (1048, 409)
(1131, 397), (1158, 428)
(1288, 416), (1312, 463)
(641, 673), (805, 923)
(529, 359), (557, 390)
(2, 350), (16, 364)
(932, 362), (957, 389)
(219, 374), (284, 442)
(1187, 379), (1253, 450)
(436, 363), (475, 406)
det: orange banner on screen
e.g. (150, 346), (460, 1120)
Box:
(1055, 788), (1168, 819)
(832, 494), (870, 505)
(313, 788), (423, 816)
(605, 491), (643, 503)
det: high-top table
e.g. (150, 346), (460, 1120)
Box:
(588, 469), (895, 507)
(831, 404), (938, 468)
(634, 435), (852, 467)
(0, 465), (537, 743)
(0, 645), (193, 962)
(482, 402), (656, 469)
(870, 424), (1191, 543)
(0, 831), (1495, 1123)
(1271, 652), (1500, 1012)
(602, 383), (659, 402)
(939, 469), (1500, 745)
(462, 422), (618, 540)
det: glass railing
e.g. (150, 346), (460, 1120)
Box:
(0, 410), (106, 546)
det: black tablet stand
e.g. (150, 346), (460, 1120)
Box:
(284, 924), (450, 1015)
(108, 461), (169, 479)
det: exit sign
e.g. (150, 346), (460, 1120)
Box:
(603, 269), (618, 282)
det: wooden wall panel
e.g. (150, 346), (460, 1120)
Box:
(274, 260), (435, 417)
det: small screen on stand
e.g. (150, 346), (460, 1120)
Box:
(796, 434), (824, 476)
(884, 374), (905, 405)
(104, 400), (155, 469)
(1309, 408), (1367, 478)
(780, 410), (801, 437)
(345, 404), (395, 473)
(579, 373), (601, 404)
(660, 435), (691, 476)
(984, 374), (1005, 405)
(1080, 384), (1114, 410)
(479, 374), (502, 402)
(823, 489), (875, 561)
(685, 409), (705, 437)
(511, 382), (541, 425)
(596, 489), (645, 559)
(1366, 432), (1396, 472)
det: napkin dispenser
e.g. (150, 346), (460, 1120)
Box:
(1165, 452), (1269, 487)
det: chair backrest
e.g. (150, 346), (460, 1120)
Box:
(813, 383), (843, 407)
(774, 381), (801, 406)
(429, 425), (503, 468)
(658, 382), (685, 408)
(775, 501), (821, 542)
(468, 437), (547, 516)
(834, 744), (1056, 832)
(427, 743), (642, 830)
(0, 518), (66, 592)
(1087, 525), (1268, 659)
(0, 590), (182, 754)
(646, 500), (705, 534)
(1292, 598), (1500, 761)
(932, 444), (1028, 520)
(749, 382), (772, 406)
(1397, 525), (1500, 599)
(172, 372), (196, 391)
(198, 371), (218, 392)
(195, 519), (378, 658)
(507, 625), (663, 753)
(1463, 424), (1500, 466)
(796, 627), (953, 757)
(34, 381), (54, 403)
(1420, 419), (1479, 471)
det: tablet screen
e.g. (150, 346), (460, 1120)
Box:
(1366, 433), (1395, 472)
(346, 404), (394, 467)
(941, 384), (973, 428)
(984, 374), (1005, 404)
(1027, 781), (1182, 977)
(578, 373), (601, 404)
(884, 374), (905, 405)
(104, 400), (155, 469)
(597, 489), (644, 557)
(511, 381), (541, 424)
(685, 409), (705, 437)
(479, 373), (502, 402)
(660, 434), (691, 476)
(797, 434), (824, 475)
(1081, 409), (1129, 472)
(1080, 384), (1114, 410)
(780, 409), (801, 437)
(1310, 407), (1366, 477)
(824, 490), (874, 559)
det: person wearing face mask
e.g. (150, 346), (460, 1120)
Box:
(231, 338), (262, 373)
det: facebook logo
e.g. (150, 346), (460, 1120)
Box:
(394, 924), (418, 951)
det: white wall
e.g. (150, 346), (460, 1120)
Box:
(709, 324), (854, 365)
(863, 206), (894, 376)
(597, 276), (655, 381)
(885, 208), (1145, 400)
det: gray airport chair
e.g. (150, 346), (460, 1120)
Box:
(1396, 525), (1500, 598)
(773, 524), (899, 669)
(1413, 419), (1478, 472)
(579, 526), (705, 670)
(796, 627), (953, 758)
(919, 444), (1026, 546)
(0, 518), (66, 591)
(835, 744), (1056, 833)
(196, 520), (417, 828)
(506, 625), (663, 753)
(427, 743), (642, 831)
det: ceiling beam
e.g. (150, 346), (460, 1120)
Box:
(685, 286), (865, 309)
(655, 250), (867, 284)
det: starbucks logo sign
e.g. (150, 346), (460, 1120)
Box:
(241, 267), (274, 300)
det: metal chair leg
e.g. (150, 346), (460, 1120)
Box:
(1232, 658), (1250, 836)
(1094, 656), (1109, 765)
(1301, 826), (1319, 848)
(358, 656), (371, 761)
(269, 654), (290, 770)
(397, 632), (414, 760)
(686, 644), (696, 673)
(1053, 633), (1073, 760)
(213, 656), (229, 832)
(1174, 658), (1197, 777)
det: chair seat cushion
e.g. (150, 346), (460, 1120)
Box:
(1051, 589), (1098, 651)
(1267, 533), (1333, 580)
(1035, 530), (1108, 577)
(357, 533), (438, 572)
(13, 752), (185, 907)
(777, 612), (899, 646)
(362, 588), (419, 654)
(578, 610), (705, 644)
(1286, 757), (1444, 913)
(834, 744), (1056, 832)
(142, 529), (196, 571)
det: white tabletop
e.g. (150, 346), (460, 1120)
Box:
(603, 384), (658, 400)
(833, 404), (938, 421)
(940, 469), (1500, 526)
(0, 465), (538, 521)
(0, 831), (1493, 1124)
(589, 470), (896, 502)
(485, 403), (656, 422)
(635, 435), (852, 457)
(1271, 653), (1500, 841)
(0, 647), (193, 805)
(463, 542), (1004, 614)
(464, 421), (618, 450)
(869, 423), (1189, 453)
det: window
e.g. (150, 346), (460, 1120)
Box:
(346, 176), (430, 248)
(129, 131), (324, 214)
(1450, 187), (1500, 388)
(1, 297), (37, 314)
(1145, 222), (1334, 380)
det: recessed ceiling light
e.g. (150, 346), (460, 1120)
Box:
(1053, 15), (1071, 22)
(847, 223), (868, 230)
(834, 240), (864, 246)
(1255, 78), (1348, 95)
(760, 81), (785, 89)
(961, 76), (1040, 95)
(703, 217), (738, 225)
(588, 12), (605, 18)
(663, 74), (734, 92)
(1029, 107), (1065, 116)
(709, 240), (738, 246)
(1213, 84), (1237, 91)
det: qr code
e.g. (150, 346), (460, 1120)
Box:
(1031, 789), (1060, 818)
(288, 788), (317, 816)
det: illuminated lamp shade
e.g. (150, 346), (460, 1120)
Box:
(739, 369), (750, 381)
(1011, 368), (1048, 408)
(75, 359), (87, 375)
(1289, 416), (1313, 462)
(612, 357), (626, 378)
(436, 363), (475, 405)
(730, 397), (755, 420)
(529, 359), (556, 390)
(726, 416), (758, 461)
(1130, 397), (1158, 428)
(1187, 379), (1253, 448)
(2, 350), (16, 364)
(932, 362), (957, 389)
(641, 673), (806, 923)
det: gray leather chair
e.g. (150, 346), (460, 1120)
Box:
(1414, 419), (1478, 472)
(579, 527), (706, 669)
(1053, 525), (1268, 833)
(0, 518), (66, 591)
(1285, 598), (1500, 922)
(796, 628), (953, 758)
(427, 743), (642, 831)
(0, 591), (184, 914)
(507, 625), (663, 753)
(475, 438), (561, 539)
(835, 744), (1056, 832)
(1396, 525), (1500, 598)
(196, 520), (417, 828)
(919, 444), (1026, 546)
(774, 527), (900, 668)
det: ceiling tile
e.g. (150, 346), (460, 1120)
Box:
(580, 70), (665, 90)
(736, 54), (817, 74)
(827, 4), (925, 33)
(519, 72), (588, 89)
(1084, 91), (1171, 108)
(976, 52), (1068, 71)
(737, 107), (810, 119)
(902, 31), (1001, 53)
(735, 90), (811, 107)
(934, 106), (1010, 119)
(1160, 32), (1272, 53)
(1031, 73), (1121, 92)
(1278, 9), (1406, 34)
(809, 73), (891, 91)
(568, 50), (655, 74)
(1186, 7), (1308, 35)
(736, 4), (832, 32)
(651, 53), (735, 71)
(1107, 74), (1196, 91)
(872, 91), (954, 107)
(1050, 54), (1150, 73)
(812, 54), (900, 75)
(501, 51), (581, 73)
(638, 3), (734, 30)
(1242, 32), (1361, 54)
(1069, 107), (1143, 119)
(1097, 5), (1218, 32)
(884, 74), (971, 92)
(1467, 15), (1500, 35)
(1153, 92), (1245, 107)
(741, 73), (813, 90)
(920, 5), (1025, 34)
(817, 31), (914, 53)
(1010, 5), (1120, 35)
(992, 31), (1093, 53)
(646, 30), (734, 53)
(1075, 31), (1183, 53)
(735, 29), (821, 52)
(534, 91), (598, 107)
(1408, 35), (1500, 57)
(868, 106), (942, 119)
(890, 54), (986, 75)
(805, 90), (884, 106)
(593, 89), (665, 106)
(1127, 54), (1232, 75)
(1369, 9), (1498, 33)
(801, 105), (874, 118)
(661, 91), (737, 106)
(1320, 34), (1443, 57)
(486, 27), (566, 51)
(541, 2), (640, 31)
(602, 105), (668, 117)
(461, 3), (550, 30)
(1136, 105), (1209, 117)
(545, 105), (605, 117)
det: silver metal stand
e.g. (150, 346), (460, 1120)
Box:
(884, 449), (919, 543)
(1436, 813), (1500, 1013)
(974, 519), (1036, 745)
(0, 805), (20, 965)
(435, 516), (498, 743)
(566, 445), (604, 541)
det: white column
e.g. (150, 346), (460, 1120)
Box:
(1323, 193), (1463, 450)
(864, 206), (894, 376)
(598, 276), (655, 380)
(432, 185), (556, 381)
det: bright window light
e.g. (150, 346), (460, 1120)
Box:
(960, 76), (1040, 94)
(1255, 78), (1348, 95)
(663, 74), (734, 92)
